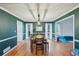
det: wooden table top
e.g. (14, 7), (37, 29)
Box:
(35, 35), (44, 38)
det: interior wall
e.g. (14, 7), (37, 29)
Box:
(33, 22), (45, 34)
(0, 9), (18, 56)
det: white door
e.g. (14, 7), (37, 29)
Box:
(17, 20), (23, 42)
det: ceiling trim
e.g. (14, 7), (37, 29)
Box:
(42, 4), (49, 20)
(26, 4), (36, 20)
(37, 3), (40, 21)
(52, 5), (79, 22)
(0, 6), (26, 22)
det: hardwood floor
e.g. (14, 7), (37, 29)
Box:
(5, 40), (73, 56)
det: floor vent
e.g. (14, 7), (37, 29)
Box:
(3, 46), (10, 54)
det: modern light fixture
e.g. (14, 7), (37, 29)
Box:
(37, 3), (41, 25)
(37, 13), (41, 25)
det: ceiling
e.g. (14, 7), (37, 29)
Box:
(0, 3), (79, 22)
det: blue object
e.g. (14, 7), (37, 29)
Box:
(57, 36), (73, 42)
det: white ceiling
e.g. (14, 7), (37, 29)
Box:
(0, 3), (79, 22)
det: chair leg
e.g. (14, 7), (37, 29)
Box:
(44, 44), (47, 55)
(47, 44), (49, 51)
(42, 48), (43, 55)
(36, 47), (37, 55)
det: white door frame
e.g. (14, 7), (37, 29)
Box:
(45, 23), (52, 39)
(55, 15), (75, 50)
(17, 20), (23, 42)
(26, 24), (29, 39)
(45, 23), (48, 39)
(26, 23), (33, 39)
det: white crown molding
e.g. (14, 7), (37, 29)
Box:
(55, 15), (74, 23)
(0, 6), (25, 21)
(37, 5), (79, 22)
(52, 5), (79, 22)
(0, 6), (39, 22)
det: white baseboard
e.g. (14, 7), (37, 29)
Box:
(2, 45), (17, 56)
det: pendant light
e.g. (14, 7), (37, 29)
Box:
(37, 13), (41, 25)
(37, 3), (41, 25)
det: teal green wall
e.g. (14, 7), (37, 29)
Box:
(23, 22), (26, 39)
(0, 9), (24, 56)
(75, 42), (79, 49)
(52, 23), (55, 39)
(75, 10), (79, 40)
(0, 9), (17, 40)
(33, 22), (45, 34)
(54, 7), (79, 49)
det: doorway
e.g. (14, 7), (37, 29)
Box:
(17, 20), (24, 42)
(26, 23), (33, 39)
(55, 15), (74, 40)
(55, 15), (74, 50)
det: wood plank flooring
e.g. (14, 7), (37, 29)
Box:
(5, 40), (73, 56)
